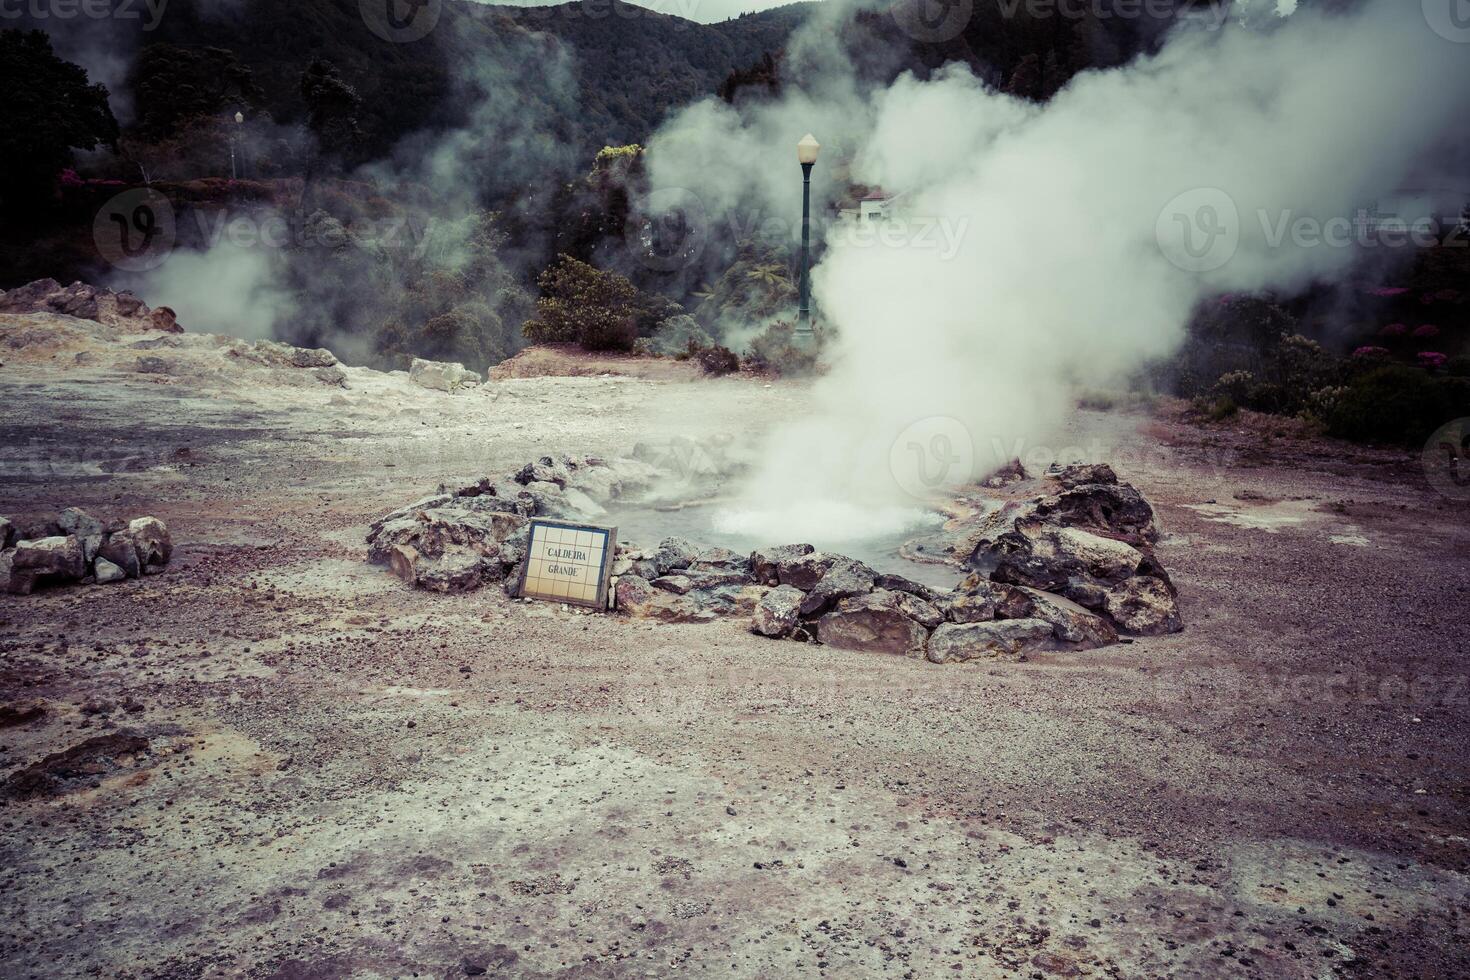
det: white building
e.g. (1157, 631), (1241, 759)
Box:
(837, 189), (902, 224)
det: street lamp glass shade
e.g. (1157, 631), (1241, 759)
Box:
(796, 133), (820, 165)
(234, 112), (244, 123)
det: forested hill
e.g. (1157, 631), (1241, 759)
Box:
(125, 0), (816, 163)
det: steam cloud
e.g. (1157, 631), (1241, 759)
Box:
(646, 0), (1470, 542)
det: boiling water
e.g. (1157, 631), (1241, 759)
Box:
(606, 501), (964, 592)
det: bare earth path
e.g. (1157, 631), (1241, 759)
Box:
(1, 357), (1467, 978)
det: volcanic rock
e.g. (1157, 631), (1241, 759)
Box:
(96, 533), (142, 579)
(409, 357), (480, 392)
(9, 536), (86, 594)
(988, 523), (1146, 595)
(1048, 462), (1117, 489)
(1, 732), (150, 800)
(750, 544), (814, 585)
(127, 517), (173, 571)
(651, 537), (700, 576)
(93, 557), (127, 584)
(873, 572), (942, 603)
(415, 552), (488, 594)
(926, 619), (1055, 664)
(777, 552), (837, 591)
(816, 590), (930, 659)
(1102, 576), (1182, 635)
(0, 516), (14, 549)
(58, 507), (105, 562)
(798, 558), (876, 616)
(1019, 588), (1119, 648)
(752, 584), (804, 637)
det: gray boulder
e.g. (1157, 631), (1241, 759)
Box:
(368, 508), (523, 571)
(752, 584), (804, 638)
(751, 544), (814, 585)
(778, 552), (837, 591)
(651, 537), (700, 576)
(93, 557), (127, 584)
(988, 523), (1145, 595)
(798, 558), (876, 617)
(1102, 576), (1182, 635)
(127, 517), (172, 571)
(1019, 588), (1119, 648)
(58, 508), (105, 563)
(926, 619), (1055, 665)
(96, 533), (142, 578)
(816, 590), (929, 659)
(0, 516), (13, 550)
(9, 536), (86, 594)
(409, 357), (480, 392)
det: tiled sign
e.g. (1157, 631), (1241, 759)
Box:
(516, 520), (617, 610)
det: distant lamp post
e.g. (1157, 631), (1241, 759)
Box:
(230, 111), (244, 180)
(795, 133), (820, 344)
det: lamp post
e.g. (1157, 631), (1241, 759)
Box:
(230, 111), (244, 180)
(795, 133), (820, 344)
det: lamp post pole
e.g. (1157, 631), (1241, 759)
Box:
(231, 112), (244, 180)
(794, 133), (820, 345)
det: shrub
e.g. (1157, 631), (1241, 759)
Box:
(743, 319), (819, 376)
(523, 255), (641, 352)
(694, 344), (740, 376)
(1326, 365), (1470, 446)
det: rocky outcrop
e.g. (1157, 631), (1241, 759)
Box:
(963, 463), (1180, 636)
(926, 620), (1056, 664)
(367, 454), (668, 594)
(816, 590), (930, 658)
(409, 357), (481, 392)
(3, 510), (172, 595)
(368, 455), (1180, 660)
(0, 279), (182, 332)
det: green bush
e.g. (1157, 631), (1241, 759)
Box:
(523, 255), (641, 352)
(743, 319), (818, 376)
(1326, 366), (1470, 446)
(694, 344), (740, 376)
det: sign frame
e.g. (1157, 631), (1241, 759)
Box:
(514, 519), (619, 611)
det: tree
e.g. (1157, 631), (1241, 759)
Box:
(523, 255), (642, 352)
(0, 30), (118, 214)
(128, 44), (261, 142)
(301, 59), (362, 166)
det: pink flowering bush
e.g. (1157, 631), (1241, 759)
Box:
(1379, 323), (1407, 337)
(1412, 324), (1440, 339)
(1352, 346), (1390, 359)
(1366, 286), (1409, 297)
(1417, 351), (1448, 369)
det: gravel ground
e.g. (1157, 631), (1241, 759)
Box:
(1, 351), (1467, 979)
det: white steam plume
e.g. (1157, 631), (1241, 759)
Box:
(649, 0), (1470, 542)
